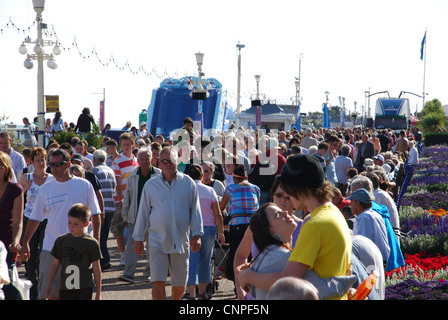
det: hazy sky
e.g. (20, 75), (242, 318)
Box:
(1, 0), (447, 128)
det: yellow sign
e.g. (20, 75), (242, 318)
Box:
(45, 95), (59, 113)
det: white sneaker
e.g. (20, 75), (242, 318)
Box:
(120, 254), (126, 266)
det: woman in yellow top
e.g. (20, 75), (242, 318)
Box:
(237, 154), (353, 300)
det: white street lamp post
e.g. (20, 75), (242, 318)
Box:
(236, 43), (245, 128)
(255, 74), (261, 100)
(19, 0), (60, 147)
(188, 52), (212, 135)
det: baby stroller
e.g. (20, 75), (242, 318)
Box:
(206, 230), (230, 296)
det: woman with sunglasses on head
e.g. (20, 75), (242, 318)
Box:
(0, 151), (24, 300)
(233, 178), (304, 299)
(240, 202), (356, 300)
(18, 147), (54, 300)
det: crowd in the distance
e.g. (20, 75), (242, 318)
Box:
(0, 111), (422, 300)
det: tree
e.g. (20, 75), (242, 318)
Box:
(329, 106), (341, 119)
(422, 99), (444, 117)
(419, 111), (447, 133)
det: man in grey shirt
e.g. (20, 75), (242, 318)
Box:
(133, 146), (203, 300)
(301, 128), (318, 149)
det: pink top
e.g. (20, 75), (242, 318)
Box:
(195, 180), (219, 226)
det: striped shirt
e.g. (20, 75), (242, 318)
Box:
(111, 153), (139, 203)
(92, 163), (117, 213)
(224, 183), (260, 226)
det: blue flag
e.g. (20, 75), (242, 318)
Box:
(323, 103), (330, 128)
(294, 101), (301, 131)
(420, 31), (426, 60)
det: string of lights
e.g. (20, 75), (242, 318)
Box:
(2, 17), (295, 107)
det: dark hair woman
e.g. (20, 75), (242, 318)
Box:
(219, 164), (260, 283)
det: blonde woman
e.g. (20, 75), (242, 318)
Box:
(0, 151), (24, 299)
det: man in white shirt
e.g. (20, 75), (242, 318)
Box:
(133, 146), (203, 300)
(20, 149), (101, 300)
(0, 132), (26, 178)
(407, 140), (419, 165)
(366, 172), (400, 232)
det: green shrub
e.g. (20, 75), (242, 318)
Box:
(423, 132), (448, 147)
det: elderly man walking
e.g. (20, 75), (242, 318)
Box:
(91, 149), (117, 271)
(133, 146), (203, 300)
(118, 147), (161, 283)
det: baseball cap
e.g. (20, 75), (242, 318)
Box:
(345, 188), (374, 203)
(71, 153), (84, 162)
(276, 154), (325, 188)
(374, 154), (384, 162)
(140, 121), (146, 126)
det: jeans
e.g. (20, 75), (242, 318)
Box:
(23, 217), (47, 300)
(100, 211), (113, 267)
(187, 226), (216, 286)
(259, 190), (271, 206)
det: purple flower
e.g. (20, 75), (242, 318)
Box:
(386, 279), (448, 300)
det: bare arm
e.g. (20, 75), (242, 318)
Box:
(238, 260), (310, 292)
(234, 227), (253, 299)
(46, 257), (60, 299)
(211, 201), (225, 245)
(219, 194), (230, 212)
(115, 176), (123, 207)
(19, 218), (40, 261)
(91, 214), (101, 244)
(10, 193), (24, 252)
(18, 174), (31, 193)
(92, 260), (102, 300)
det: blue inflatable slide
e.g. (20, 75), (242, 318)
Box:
(146, 77), (234, 138)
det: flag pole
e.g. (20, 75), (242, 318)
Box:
(422, 29), (427, 110)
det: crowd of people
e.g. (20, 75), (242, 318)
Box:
(0, 113), (422, 300)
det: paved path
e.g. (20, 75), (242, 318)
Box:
(19, 237), (237, 301)
(100, 238), (237, 300)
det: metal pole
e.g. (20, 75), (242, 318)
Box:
(422, 30), (427, 110)
(236, 44), (244, 127)
(103, 88), (106, 127)
(236, 50), (241, 127)
(36, 12), (45, 148)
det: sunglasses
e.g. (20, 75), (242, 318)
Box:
(160, 159), (174, 165)
(49, 161), (68, 167)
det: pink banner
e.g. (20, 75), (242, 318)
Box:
(100, 100), (104, 130)
(256, 106), (261, 126)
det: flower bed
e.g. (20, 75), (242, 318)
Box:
(385, 145), (448, 299)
